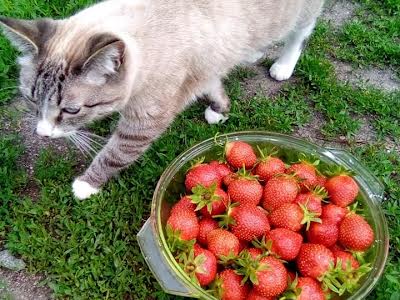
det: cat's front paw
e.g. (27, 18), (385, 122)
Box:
(205, 106), (228, 124)
(269, 62), (295, 81)
(72, 178), (100, 200)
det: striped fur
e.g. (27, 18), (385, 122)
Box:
(0, 0), (324, 198)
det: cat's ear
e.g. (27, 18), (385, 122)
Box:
(0, 17), (57, 54)
(82, 33), (126, 84)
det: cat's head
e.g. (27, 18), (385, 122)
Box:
(0, 17), (129, 138)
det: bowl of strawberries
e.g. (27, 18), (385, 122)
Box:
(137, 131), (389, 299)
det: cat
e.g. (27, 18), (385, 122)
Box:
(0, 0), (324, 199)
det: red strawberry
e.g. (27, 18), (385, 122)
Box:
(246, 248), (263, 260)
(262, 175), (299, 211)
(207, 229), (240, 258)
(170, 196), (196, 215)
(223, 173), (236, 187)
(339, 214), (374, 251)
(210, 161), (232, 179)
(190, 184), (228, 217)
(238, 240), (249, 252)
(216, 269), (250, 300)
(247, 289), (275, 300)
(228, 177), (263, 207)
(185, 164), (221, 191)
(255, 156), (286, 183)
(198, 218), (219, 246)
(331, 249), (360, 270)
(253, 256), (288, 297)
(325, 175), (359, 207)
(330, 244), (344, 252)
(296, 243), (334, 279)
(225, 141), (257, 169)
(296, 277), (325, 300)
(268, 203), (320, 232)
(231, 206), (270, 241)
(286, 162), (318, 190)
(294, 187), (326, 216)
(166, 209), (199, 241)
(192, 245), (217, 286)
(306, 220), (339, 248)
(266, 228), (303, 261)
(315, 175), (327, 187)
(321, 204), (348, 225)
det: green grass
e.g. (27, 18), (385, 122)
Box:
(0, 0), (399, 299)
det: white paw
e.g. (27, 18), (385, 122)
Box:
(269, 62), (295, 81)
(205, 106), (228, 125)
(72, 179), (99, 200)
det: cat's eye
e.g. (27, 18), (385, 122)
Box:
(62, 107), (81, 114)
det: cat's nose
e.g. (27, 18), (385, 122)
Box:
(36, 120), (53, 137)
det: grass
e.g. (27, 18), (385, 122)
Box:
(0, 0), (399, 299)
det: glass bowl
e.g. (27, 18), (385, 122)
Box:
(138, 131), (389, 299)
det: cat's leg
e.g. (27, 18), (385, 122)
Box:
(72, 119), (168, 199)
(269, 21), (316, 81)
(204, 79), (230, 124)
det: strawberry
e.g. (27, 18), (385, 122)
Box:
(210, 160), (232, 179)
(185, 163), (221, 191)
(215, 269), (250, 300)
(170, 196), (196, 216)
(246, 248), (263, 260)
(268, 203), (320, 232)
(247, 289), (275, 300)
(228, 173), (263, 207)
(294, 193), (322, 216)
(266, 228), (303, 261)
(339, 214), (374, 251)
(330, 244), (344, 252)
(238, 240), (249, 252)
(223, 173), (236, 187)
(191, 245), (217, 286)
(190, 184), (228, 217)
(253, 256), (288, 297)
(230, 206), (270, 241)
(331, 249), (360, 271)
(286, 162), (318, 190)
(207, 229), (240, 258)
(166, 209), (199, 241)
(296, 277), (325, 300)
(306, 220), (339, 248)
(198, 218), (219, 246)
(296, 243), (334, 279)
(255, 154), (286, 183)
(262, 175), (299, 211)
(325, 175), (359, 207)
(225, 141), (257, 169)
(315, 175), (327, 187)
(321, 204), (348, 225)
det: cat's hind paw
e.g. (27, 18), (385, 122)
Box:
(72, 178), (99, 200)
(205, 106), (228, 124)
(269, 62), (295, 81)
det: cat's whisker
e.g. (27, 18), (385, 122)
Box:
(76, 131), (104, 149)
(68, 135), (88, 157)
(77, 131), (105, 146)
(73, 134), (97, 157)
(79, 130), (108, 142)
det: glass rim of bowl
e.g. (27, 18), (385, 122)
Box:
(152, 131), (389, 299)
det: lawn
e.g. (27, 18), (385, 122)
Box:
(0, 0), (399, 299)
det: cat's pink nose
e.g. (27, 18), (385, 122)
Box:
(36, 120), (53, 137)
